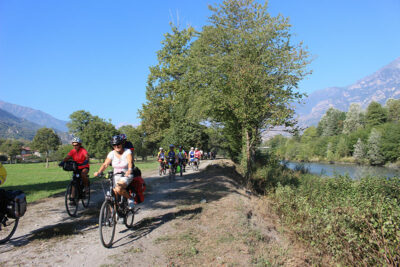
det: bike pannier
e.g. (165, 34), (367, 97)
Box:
(63, 161), (77, 172)
(5, 190), (27, 218)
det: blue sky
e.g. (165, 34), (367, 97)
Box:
(1, 0), (399, 127)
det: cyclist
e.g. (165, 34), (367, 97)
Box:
(166, 144), (178, 172)
(120, 134), (135, 166)
(157, 147), (166, 169)
(188, 147), (195, 166)
(61, 137), (90, 202)
(94, 135), (135, 209)
(177, 146), (187, 172)
(194, 147), (202, 167)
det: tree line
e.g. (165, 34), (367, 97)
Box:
(267, 99), (400, 166)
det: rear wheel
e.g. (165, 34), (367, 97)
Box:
(0, 216), (19, 244)
(99, 201), (116, 248)
(65, 183), (79, 217)
(124, 209), (135, 229)
(180, 164), (183, 177)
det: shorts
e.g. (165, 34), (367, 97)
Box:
(114, 173), (133, 187)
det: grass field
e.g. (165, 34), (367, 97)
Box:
(1, 158), (159, 203)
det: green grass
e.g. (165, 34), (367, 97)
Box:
(1, 158), (159, 203)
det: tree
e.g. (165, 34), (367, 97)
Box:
(139, 24), (195, 151)
(188, 0), (310, 177)
(326, 142), (335, 162)
(380, 123), (400, 162)
(343, 103), (364, 134)
(317, 107), (346, 136)
(353, 138), (366, 163)
(367, 128), (384, 165)
(67, 110), (118, 159)
(386, 98), (400, 122)
(366, 101), (387, 127)
(80, 120), (118, 159)
(335, 136), (348, 158)
(119, 125), (149, 160)
(31, 128), (61, 167)
(0, 140), (24, 164)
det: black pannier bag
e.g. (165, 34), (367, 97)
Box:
(5, 190), (27, 218)
(63, 161), (77, 172)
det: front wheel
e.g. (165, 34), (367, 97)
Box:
(99, 201), (116, 248)
(124, 209), (135, 229)
(0, 216), (19, 244)
(65, 183), (79, 217)
(81, 180), (90, 208)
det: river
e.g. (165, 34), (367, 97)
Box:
(285, 161), (400, 179)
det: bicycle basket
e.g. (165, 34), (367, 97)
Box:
(63, 161), (77, 172)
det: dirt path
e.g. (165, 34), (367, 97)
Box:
(0, 160), (313, 266)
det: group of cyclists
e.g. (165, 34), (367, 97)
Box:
(157, 145), (202, 174)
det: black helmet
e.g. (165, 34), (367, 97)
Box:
(111, 135), (123, 146)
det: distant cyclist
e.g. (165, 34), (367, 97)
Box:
(61, 137), (90, 196)
(166, 144), (178, 171)
(157, 147), (166, 168)
(177, 146), (187, 172)
(188, 147), (195, 166)
(194, 147), (202, 167)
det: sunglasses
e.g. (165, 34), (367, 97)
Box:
(73, 144), (80, 147)
(113, 144), (122, 147)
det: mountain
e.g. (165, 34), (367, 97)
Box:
(0, 108), (43, 140)
(297, 57), (400, 127)
(0, 100), (68, 132)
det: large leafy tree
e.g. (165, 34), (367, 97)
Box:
(367, 128), (384, 165)
(31, 127), (61, 167)
(386, 98), (400, 122)
(139, 24), (195, 151)
(188, 0), (310, 177)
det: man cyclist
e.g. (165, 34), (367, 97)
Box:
(157, 147), (166, 170)
(177, 146), (187, 172)
(61, 137), (90, 203)
(188, 147), (195, 166)
(166, 144), (178, 172)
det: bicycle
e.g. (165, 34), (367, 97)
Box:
(177, 158), (185, 177)
(158, 160), (167, 176)
(61, 161), (90, 217)
(98, 171), (135, 248)
(0, 189), (26, 244)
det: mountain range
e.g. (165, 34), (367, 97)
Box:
(296, 57), (400, 127)
(0, 101), (70, 142)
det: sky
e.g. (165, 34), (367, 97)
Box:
(1, 0), (399, 127)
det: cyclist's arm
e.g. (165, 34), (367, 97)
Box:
(126, 153), (133, 177)
(63, 154), (73, 162)
(94, 158), (112, 177)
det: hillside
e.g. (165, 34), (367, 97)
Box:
(0, 100), (68, 132)
(0, 108), (42, 140)
(297, 57), (400, 126)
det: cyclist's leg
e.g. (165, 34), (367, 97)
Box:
(80, 168), (89, 193)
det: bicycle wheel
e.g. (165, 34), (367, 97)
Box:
(124, 209), (135, 229)
(0, 216), (19, 244)
(81, 180), (90, 208)
(65, 183), (79, 217)
(99, 201), (116, 248)
(180, 164), (183, 177)
(163, 167), (166, 175)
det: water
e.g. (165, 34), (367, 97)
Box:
(285, 161), (400, 179)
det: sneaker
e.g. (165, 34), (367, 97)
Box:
(128, 198), (135, 210)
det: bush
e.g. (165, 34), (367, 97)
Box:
(271, 174), (400, 265)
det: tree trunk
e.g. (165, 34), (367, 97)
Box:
(45, 152), (49, 168)
(244, 129), (253, 180)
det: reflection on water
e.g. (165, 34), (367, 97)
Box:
(285, 161), (400, 179)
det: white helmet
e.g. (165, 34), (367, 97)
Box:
(72, 137), (82, 144)
(159, 147), (163, 150)
(191, 147), (194, 150)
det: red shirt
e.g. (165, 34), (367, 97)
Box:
(68, 147), (89, 169)
(194, 150), (201, 159)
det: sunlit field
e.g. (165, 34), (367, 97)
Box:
(1, 157), (159, 203)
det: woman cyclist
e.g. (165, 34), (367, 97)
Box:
(61, 137), (90, 203)
(94, 135), (135, 209)
(157, 147), (166, 169)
